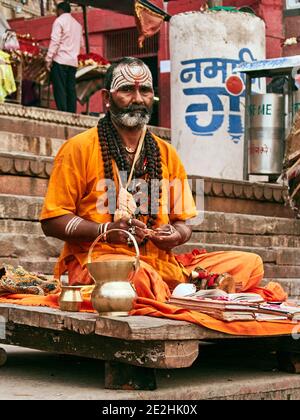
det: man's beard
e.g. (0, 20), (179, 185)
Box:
(109, 99), (153, 128)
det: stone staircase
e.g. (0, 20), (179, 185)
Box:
(0, 103), (299, 298)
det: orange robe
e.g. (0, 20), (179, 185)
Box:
(39, 127), (286, 302)
(40, 126), (198, 287)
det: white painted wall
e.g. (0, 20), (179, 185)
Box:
(170, 11), (265, 180)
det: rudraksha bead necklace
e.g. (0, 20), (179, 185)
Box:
(97, 113), (163, 239)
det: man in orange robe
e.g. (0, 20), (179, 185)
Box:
(40, 57), (285, 303)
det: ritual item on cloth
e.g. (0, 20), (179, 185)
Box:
(188, 266), (236, 293)
(0, 264), (59, 296)
(175, 249), (236, 293)
(134, 0), (170, 48)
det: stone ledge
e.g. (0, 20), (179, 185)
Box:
(0, 153), (288, 207)
(0, 103), (97, 128)
(0, 104), (171, 141)
(192, 176), (287, 203)
(0, 152), (53, 178)
(0, 131), (64, 157)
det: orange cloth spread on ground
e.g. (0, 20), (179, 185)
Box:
(0, 126), (294, 336)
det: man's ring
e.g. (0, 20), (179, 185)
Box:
(128, 218), (133, 226)
(128, 226), (136, 235)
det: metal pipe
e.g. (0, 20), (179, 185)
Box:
(82, 5), (90, 54)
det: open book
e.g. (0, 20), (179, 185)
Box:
(171, 285), (264, 303)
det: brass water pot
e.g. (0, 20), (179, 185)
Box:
(87, 229), (139, 316)
(59, 285), (83, 312)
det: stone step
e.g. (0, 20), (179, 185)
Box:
(0, 175), (48, 197)
(0, 172), (291, 219)
(0, 194), (297, 234)
(192, 211), (300, 236)
(0, 233), (62, 259)
(1, 180), (291, 219)
(0, 103), (98, 140)
(1, 344), (300, 400)
(1, 230), (300, 266)
(174, 242), (300, 266)
(2, 218), (299, 250)
(0, 131), (64, 157)
(191, 231), (300, 248)
(264, 264), (300, 279)
(3, 218), (300, 249)
(0, 103), (171, 143)
(0, 219), (43, 235)
(0, 194), (43, 221)
(0, 230), (300, 282)
(0, 257), (57, 275)
(0, 152), (52, 196)
(198, 178), (292, 218)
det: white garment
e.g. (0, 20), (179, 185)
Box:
(46, 13), (83, 68)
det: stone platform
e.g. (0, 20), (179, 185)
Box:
(0, 304), (299, 395)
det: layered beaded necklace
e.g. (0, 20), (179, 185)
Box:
(97, 113), (163, 234)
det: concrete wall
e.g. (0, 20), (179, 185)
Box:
(170, 11), (265, 180)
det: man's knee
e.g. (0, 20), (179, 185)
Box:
(234, 251), (264, 271)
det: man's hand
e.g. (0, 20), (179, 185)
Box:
(106, 217), (147, 246)
(149, 224), (182, 251)
(45, 60), (52, 72)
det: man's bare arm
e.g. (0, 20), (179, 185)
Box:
(173, 221), (193, 244)
(41, 214), (148, 245)
(41, 214), (100, 242)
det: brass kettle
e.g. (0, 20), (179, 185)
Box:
(87, 229), (140, 316)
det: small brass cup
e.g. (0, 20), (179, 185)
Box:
(59, 285), (83, 312)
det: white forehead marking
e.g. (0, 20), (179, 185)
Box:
(110, 62), (153, 92)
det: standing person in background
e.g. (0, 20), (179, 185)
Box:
(45, 2), (83, 113)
